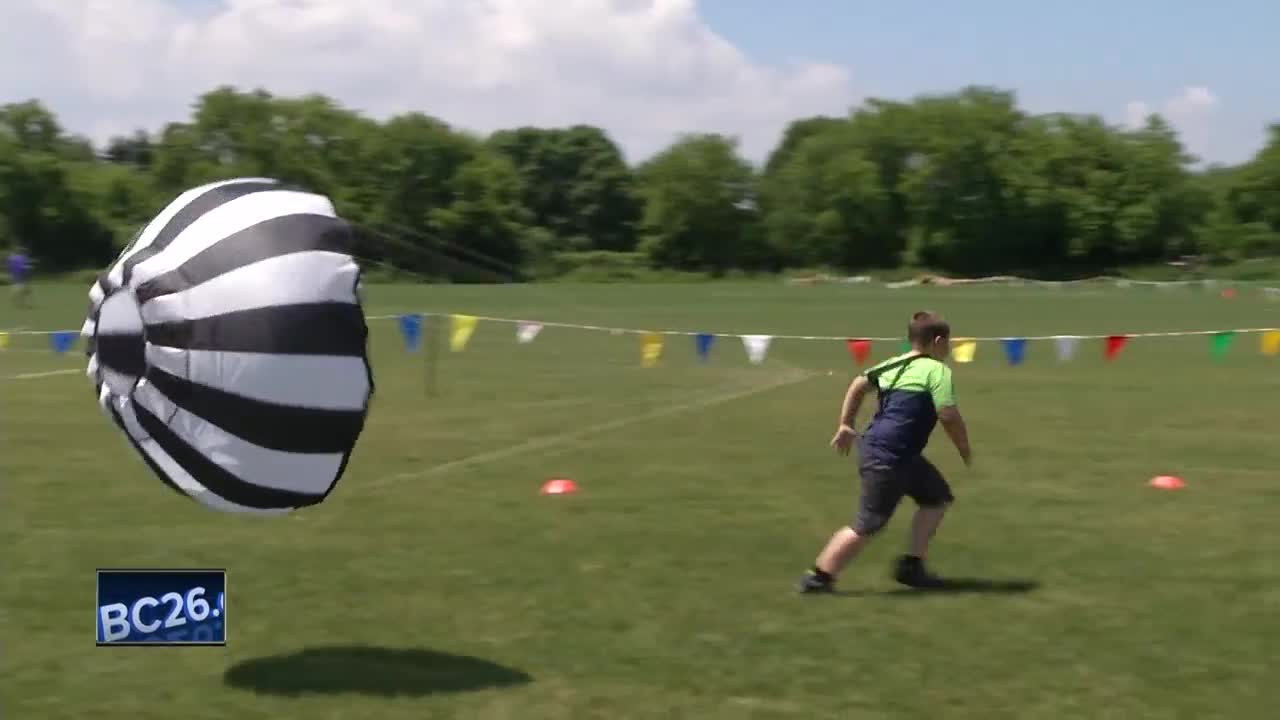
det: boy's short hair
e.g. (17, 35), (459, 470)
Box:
(908, 311), (951, 344)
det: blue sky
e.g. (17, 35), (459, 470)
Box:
(700, 0), (1277, 164)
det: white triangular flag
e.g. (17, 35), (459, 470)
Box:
(741, 334), (772, 365)
(1054, 335), (1079, 362)
(516, 322), (543, 344)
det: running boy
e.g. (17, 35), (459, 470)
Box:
(798, 311), (972, 592)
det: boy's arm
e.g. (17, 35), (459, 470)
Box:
(938, 407), (971, 466)
(931, 367), (972, 465)
(837, 374), (872, 432)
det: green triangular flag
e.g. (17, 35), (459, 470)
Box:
(1210, 331), (1235, 359)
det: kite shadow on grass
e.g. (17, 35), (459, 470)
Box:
(223, 646), (532, 698)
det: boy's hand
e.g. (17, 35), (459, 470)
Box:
(830, 425), (857, 456)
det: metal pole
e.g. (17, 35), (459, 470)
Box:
(425, 313), (440, 397)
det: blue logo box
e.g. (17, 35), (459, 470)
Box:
(96, 568), (226, 646)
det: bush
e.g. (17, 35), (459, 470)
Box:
(535, 251), (651, 281)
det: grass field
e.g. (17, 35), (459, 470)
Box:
(3, 280), (1279, 719)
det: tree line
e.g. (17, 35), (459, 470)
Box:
(2, 85), (1278, 281)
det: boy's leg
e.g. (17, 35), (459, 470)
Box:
(893, 456), (954, 588)
(799, 464), (905, 593)
(909, 505), (947, 560)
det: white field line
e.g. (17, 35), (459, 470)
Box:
(361, 368), (816, 491)
(3, 368), (81, 381)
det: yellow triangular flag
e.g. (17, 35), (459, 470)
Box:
(450, 314), (477, 352)
(0, 331), (8, 351)
(641, 332), (664, 367)
(952, 339), (977, 363)
(1262, 330), (1280, 357)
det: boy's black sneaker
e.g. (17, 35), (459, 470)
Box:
(797, 569), (835, 594)
(893, 555), (946, 589)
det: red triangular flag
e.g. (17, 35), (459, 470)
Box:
(1105, 335), (1128, 360)
(846, 339), (871, 365)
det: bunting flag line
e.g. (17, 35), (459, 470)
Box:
(641, 332), (663, 367)
(847, 338), (872, 365)
(1105, 335), (1128, 361)
(398, 313), (423, 351)
(9, 314), (1280, 368)
(516, 322), (543, 344)
(695, 333), (714, 362)
(8, 314), (1280, 344)
(1001, 338), (1027, 366)
(741, 334), (772, 365)
(450, 314), (477, 352)
(1263, 330), (1280, 357)
(1054, 335), (1079, 362)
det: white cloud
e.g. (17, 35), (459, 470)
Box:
(0, 0), (861, 164)
(1122, 85), (1219, 161)
(1123, 100), (1151, 130)
(1165, 86), (1218, 117)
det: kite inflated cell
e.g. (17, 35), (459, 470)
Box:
(82, 178), (374, 514)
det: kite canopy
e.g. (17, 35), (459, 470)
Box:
(83, 178), (374, 514)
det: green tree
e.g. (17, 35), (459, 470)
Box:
(637, 134), (758, 274)
(3, 84), (1280, 279)
(488, 125), (640, 253)
(759, 123), (890, 268)
(0, 101), (116, 268)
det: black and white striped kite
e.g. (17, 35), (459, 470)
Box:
(82, 178), (374, 514)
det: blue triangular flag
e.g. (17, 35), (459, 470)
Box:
(398, 314), (423, 351)
(695, 333), (715, 361)
(51, 331), (76, 354)
(1001, 337), (1027, 366)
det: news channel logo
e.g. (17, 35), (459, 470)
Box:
(96, 569), (226, 646)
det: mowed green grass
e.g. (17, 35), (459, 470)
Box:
(3, 280), (1279, 719)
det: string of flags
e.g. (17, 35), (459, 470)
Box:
(5, 315), (1279, 367)
(0, 329), (78, 354)
(375, 313), (1280, 367)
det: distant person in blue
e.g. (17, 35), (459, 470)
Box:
(8, 248), (32, 308)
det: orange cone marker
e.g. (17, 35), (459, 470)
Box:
(1149, 475), (1186, 490)
(541, 478), (578, 495)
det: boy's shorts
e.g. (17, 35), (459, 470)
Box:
(851, 455), (954, 536)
